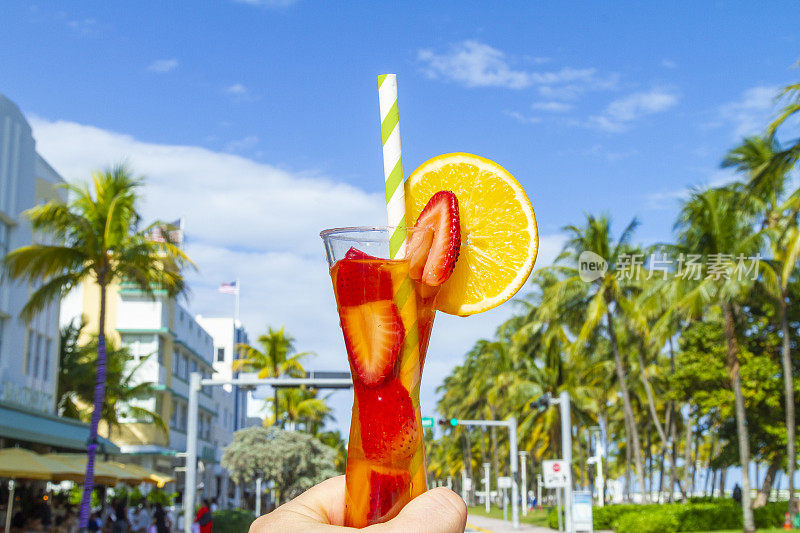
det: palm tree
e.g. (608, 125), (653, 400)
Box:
(58, 319), (167, 438)
(768, 75), (800, 168)
(537, 214), (648, 501)
(671, 186), (773, 532)
(234, 326), (313, 425)
(267, 386), (331, 431)
(724, 136), (800, 507)
(3, 166), (191, 528)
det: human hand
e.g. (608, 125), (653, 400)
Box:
(250, 475), (467, 532)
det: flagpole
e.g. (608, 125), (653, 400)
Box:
(234, 278), (240, 325)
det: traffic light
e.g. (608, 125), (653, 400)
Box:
(530, 393), (552, 410)
(438, 418), (458, 427)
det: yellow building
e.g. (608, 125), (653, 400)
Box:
(61, 279), (237, 502)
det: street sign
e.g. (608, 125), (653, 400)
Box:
(543, 459), (568, 488)
(422, 417), (434, 428)
(464, 478), (472, 491)
(573, 490), (593, 532)
(497, 476), (513, 489)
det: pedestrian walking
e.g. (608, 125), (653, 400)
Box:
(194, 499), (213, 533)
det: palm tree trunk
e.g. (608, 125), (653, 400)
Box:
(683, 409), (692, 502)
(636, 343), (668, 444)
(779, 294), (796, 508)
(607, 311), (647, 502)
(722, 302), (755, 532)
(691, 428), (701, 495)
(754, 456), (782, 508)
(78, 281), (107, 529)
(657, 445), (666, 503)
(625, 440), (632, 502)
(720, 467), (727, 497)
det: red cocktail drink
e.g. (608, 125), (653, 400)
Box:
(322, 228), (437, 527)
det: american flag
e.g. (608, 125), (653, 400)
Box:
(218, 281), (239, 295)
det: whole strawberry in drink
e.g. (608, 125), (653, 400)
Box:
(321, 153), (538, 528)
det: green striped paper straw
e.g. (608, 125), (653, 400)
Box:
(378, 74), (407, 259)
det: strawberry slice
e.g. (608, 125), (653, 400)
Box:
(358, 379), (419, 460)
(407, 190), (461, 286)
(344, 246), (378, 260)
(367, 467), (412, 523)
(341, 301), (404, 387)
(335, 253), (393, 307)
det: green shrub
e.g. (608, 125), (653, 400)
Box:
(675, 501), (741, 531)
(547, 506), (559, 529)
(212, 509), (255, 533)
(754, 501), (788, 529)
(615, 508), (680, 533)
(549, 498), (790, 531)
(593, 504), (651, 529)
(146, 488), (175, 506)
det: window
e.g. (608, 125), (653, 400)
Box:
(33, 334), (42, 378)
(24, 330), (34, 375)
(43, 338), (51, 381)
(216, 347), (225, 362)
(181, 404), (187, 430)
(172, 351), (180, 375)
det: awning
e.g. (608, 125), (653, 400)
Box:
(0, 401), (120, 453)
(0, 448), (81, 480)
(0, 449), (175, 490)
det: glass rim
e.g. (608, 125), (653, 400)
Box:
(319, 226), (421, 240)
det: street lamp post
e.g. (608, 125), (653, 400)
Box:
(484, 462), (491, 513)
(545, 391), (573, 533)
(519, 450), (528, 516)
(255, 477), (262, 517)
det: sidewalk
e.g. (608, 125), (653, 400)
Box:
(465, 513), (553, 533)
(465, 514), (613, 533)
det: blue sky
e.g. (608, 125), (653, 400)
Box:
(3, 1), (800, 436)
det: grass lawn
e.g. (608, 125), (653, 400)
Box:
(466, 505), (551, 528)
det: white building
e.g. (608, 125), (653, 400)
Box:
(195, 316), (251, 428)
(0, 93), (65, 415)
(61, 279), (241, 503)
(0, 94), (113, 453)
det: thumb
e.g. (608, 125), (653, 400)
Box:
(373, 487), (467, 533)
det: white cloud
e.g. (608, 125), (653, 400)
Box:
(66, 17), (97, 35)
(30, 116), (386, 432)
(503, 110), (542, 124)
(645, 169), (738, 210)
(418, 41), (618, 96)
(224, 135), (259, 153)
(589, 88), (679, 132)
(147, 59), (179, 73)
(418, 41), (532, 89)
(531, 101), (573, 113)
(29, 116), (561, 434)
(224, 84), (256, 102)
(661, 59), (677, 69)
(716, 86), (778, 139)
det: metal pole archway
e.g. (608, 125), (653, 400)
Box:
(184, 373), (352, 533)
